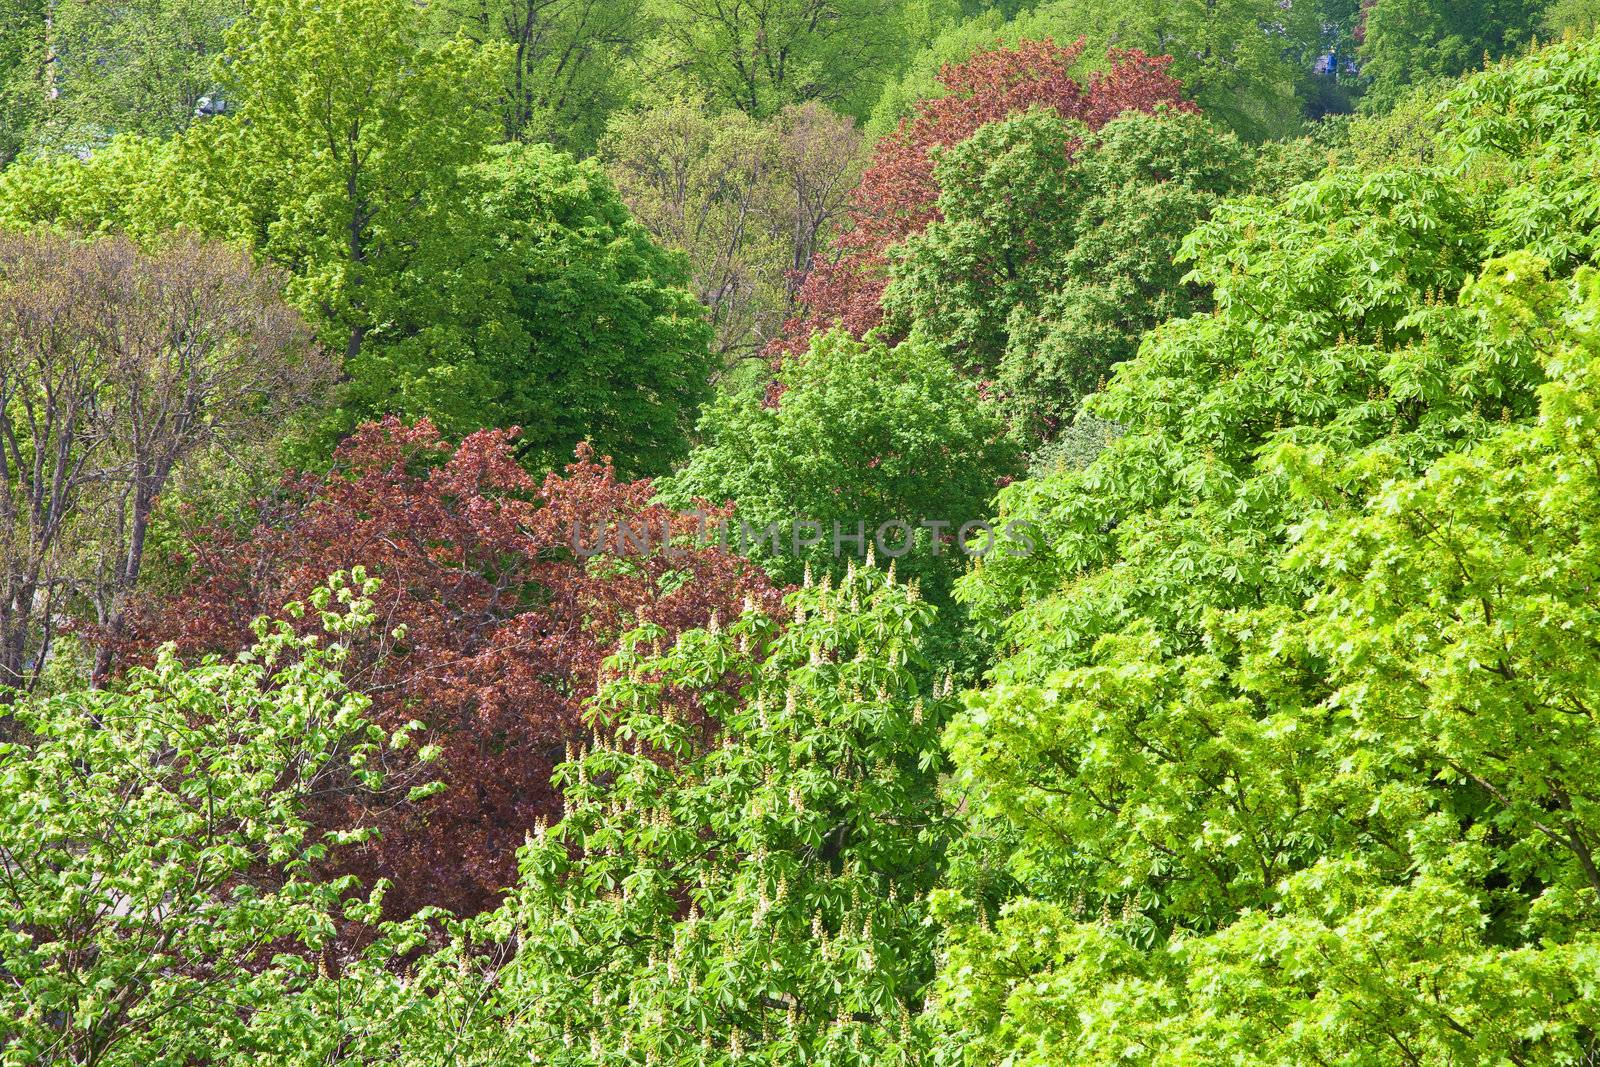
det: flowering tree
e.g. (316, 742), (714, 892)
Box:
(776, 39), (1191, 351)
(0, 580), (395, 1065)
(127, 418), (781, 916)
(490, 563), (958, 1065)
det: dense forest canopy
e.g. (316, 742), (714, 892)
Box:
(4, 0), (1600, 1063)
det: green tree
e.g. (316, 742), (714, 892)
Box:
(0, 3), (715, 478)
(0, 135), (182, 235)
(1447, 36), (1600, 271)
(884, 107), (1251, 440)
(869, 0), (1324, 141)
(425, 0), (642, 151)
(190, 0), (502, 366)
(930, 35), (1600, 1066)
(1238, 255), (1600, 1065)
(1324, 77), (1456, 169)
(661, 330), (1021, 591)
(936, 255), (1600, 1067)
(601, 99), (863, 370)
(342, 143), (716, 476)
(41, 0), (240, 145)
(0, 574), (411, 1064)
(1357, 0), (1544, 112)
(484, 564), (956, 1065)
(633, 0), (953, 121)
(1543, 0), (1600, 36)
(0, 0), (47, 165)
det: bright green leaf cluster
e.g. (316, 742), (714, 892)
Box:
(483, 564), (956, 1064)
(933, 36), (1600, 1066)
(0, 576), (387, 1066)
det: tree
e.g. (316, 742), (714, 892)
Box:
(602, 99), (862, 368)
(1325, 77), (1457, 169)
(1235, 255), (1600, 1065)
(1543, 0), (1600, 36)
(427, 0), (641, 151)
(185, 0), (502, 368)
(486, 564), (957, 1065)
(0, 43), (715, 479)
(0, 0), (240, 159)
(869, 0), (1326, 142)
(631, 0), (947, 121)
(884, 107), (1251, 439)
(931, 35), (1600, 1065)
(340, 142), (717, 478)
(661, 330), (1021, 596)
(127, 418), (780, 916)
(1356, 0), (1544, 113)
(0, 578), (400, 1066)
(781, 40), (1192, 353)
(0, 0), (47, 165)
(39, 0), (240, 145)
(0, 230), (321, 695)
(0, 135), (186, 238)
(3, 0), (501, 449)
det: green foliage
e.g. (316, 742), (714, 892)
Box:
(886, 108), (1089, 377)
(0, 0), (506, 366)
(0, 134), (186, 235)
(0, 0), (715, 477)
(0, 0), (239, 159)
(1324, 78), (1457, 169)
(864, 8), (1007, 138)
(600, 99), (863, 367)
(1357, 0), (1544, 113)
(2, 0), (491, 365)
(1543, 0), (1600, 36)
(1446, 36), (1600, 268)
(193, 0), (502, 364)
(662, 331), (1021, 590)
(211, 7), (715, 475)
(0, 0), (46, 166)
(932, 36), (1600, 1065)
(633, 0), (955, 122)
(871, 0), (1324, 140)
(342, 143), (715, 476)
(937, 251), (1600, 1067)
(40, 0), (239, 145)
(11, 8), (1600, 1066)
(884, 107), (1251, 440)
(1024, 414), (1121, 476)
(0, 575), (396, 1065)
(485, 564), (956, 1064)
(425, 0), (641, 151)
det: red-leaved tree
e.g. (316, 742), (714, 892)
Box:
(125, 418), (782, 916)
(776, 39), (1192, 352)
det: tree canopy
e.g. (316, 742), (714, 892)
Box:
(0, 579), (401, 1063)
(662, 330), (1021, 594)
(933, 35), (1600, 1064)
(126, 419), (779, 916)
(8, 1), (1600, 1063)
(884, 106), (1252, 439)
(782, 39), (1192, 353)
(870, 0), (1327, 141)
(489, 564), (955, 1064)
